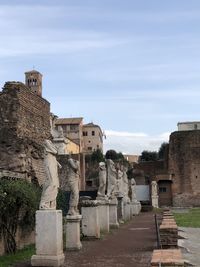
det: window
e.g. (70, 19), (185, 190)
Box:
(92, 131), (95, 136)
(83, 131), (88, 136)
(194, 124), (198, 130)
(159, 187), (167, 193)
(87, 147), (92, 151)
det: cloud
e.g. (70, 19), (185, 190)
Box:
(104, 130), (170, 154)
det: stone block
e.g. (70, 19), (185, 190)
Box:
(98, 203), (110, 233)
(109, 198), (119, 228)
(81, 201), (100, 238)
(151, 249), (184, 267)
(31, 210), (64, 267)
(65, 215), (82, 251)
(124, 203), (131, 221)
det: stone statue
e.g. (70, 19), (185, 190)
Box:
(116, 169), (124, 196)
(122, 166), (130, 202)
(67, 157), (80, 215)
(130, 178), (137, 202)
(97, 162), (107, 198)
(40, 140), (61, 210)
(106, 159), (117, 199)
(152, 181), (158, 197)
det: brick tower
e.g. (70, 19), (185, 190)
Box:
(25, 70), (42, 96)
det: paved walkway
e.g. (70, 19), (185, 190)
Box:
(178, 227), (200, 266)
(65, 212), (157, 267)
(15, 212), (157, 267)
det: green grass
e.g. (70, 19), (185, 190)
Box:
(173, 208), (200, 228)
(0, 245), (35, 267)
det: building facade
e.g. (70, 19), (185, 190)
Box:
(54, 117), (83, 151)
(177, 121), (200, 131)
(82, 123), (103, 153)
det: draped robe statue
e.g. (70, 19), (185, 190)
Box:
(106, 159), (117, 199)
(40, 140), (61, 210)
(67, 158), (80, 215)
(97, 162), (107, 198)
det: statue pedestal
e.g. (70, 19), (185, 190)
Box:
(65, 215), (82, 251)
(81, 200), (100, 239)
(98, 200), (110, 233)
(152, 195), (159, 208)
(123, 202), (131, 221)
(109, 198), (119, 228)
(131, 201), (141, 215)
(117, 196), (124, 224)
(31, 210), (64, 267)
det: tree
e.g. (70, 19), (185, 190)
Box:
(0, 179), (40, 253)
(105, 150), (118, 160)
(139, 150), (158, 162)
(158, 142), (169, 160)
(91, 149), (104, 162)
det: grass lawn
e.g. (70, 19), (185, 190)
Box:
(0, 245), (35, 267)
(173, 208), (200, 228)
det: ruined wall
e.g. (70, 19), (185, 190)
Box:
(169, 131), (200, 206)
(0, 82), (51, 185)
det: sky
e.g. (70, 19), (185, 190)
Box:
(1, 0), (200, 154)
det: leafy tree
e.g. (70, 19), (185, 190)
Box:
(139, 150), (158, 162)
(158, 142), (169, 159)
(0, 179), (40, 253)
(105, 150), (118, 160)
(91, 149), (104, 162)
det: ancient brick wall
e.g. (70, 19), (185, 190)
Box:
(0, 82), (51, 185)
(169, 131), (200, 206)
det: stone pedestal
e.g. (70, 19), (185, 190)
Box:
(65, 214), (82, 251)
(31, 210), (64, 267)
(109, 198), (119, 228)
(131, 201), (141, 215)
(124, 202), (131, 221)
(152, 196), (159, 208)
(81, 200), (100, 239)
(117, 196), (124, 224)
(98, 201), (110, 233)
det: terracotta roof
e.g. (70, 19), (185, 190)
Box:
(55, 117), (83, 125)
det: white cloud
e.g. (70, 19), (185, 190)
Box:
(104, 130), (170, 154)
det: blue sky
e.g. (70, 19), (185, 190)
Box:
(1, 0), (200, 154)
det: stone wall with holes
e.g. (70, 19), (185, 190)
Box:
(169, 130), (200, 206)
(0, 81), (51, 185)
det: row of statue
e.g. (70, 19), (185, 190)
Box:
(39, 139), (80, 215)
(97, 159), (137, 203)
(39, 139), (140, 215)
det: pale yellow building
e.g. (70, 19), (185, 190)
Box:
(82, 123), (104, 153)
(55, 117), (83, 152)
(66, 137), (80, 154)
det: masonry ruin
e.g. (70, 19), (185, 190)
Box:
(0, 80), (51, 185)
(169, 130), (200, 206)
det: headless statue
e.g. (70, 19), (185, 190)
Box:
(40, 140), (61, 210)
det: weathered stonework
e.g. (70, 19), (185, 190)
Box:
(169, 130), (200, 206)
(0, 81), (51, 184)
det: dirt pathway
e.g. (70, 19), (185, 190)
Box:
(65, 212), (157, 267)
(15, 212), (157, 267)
